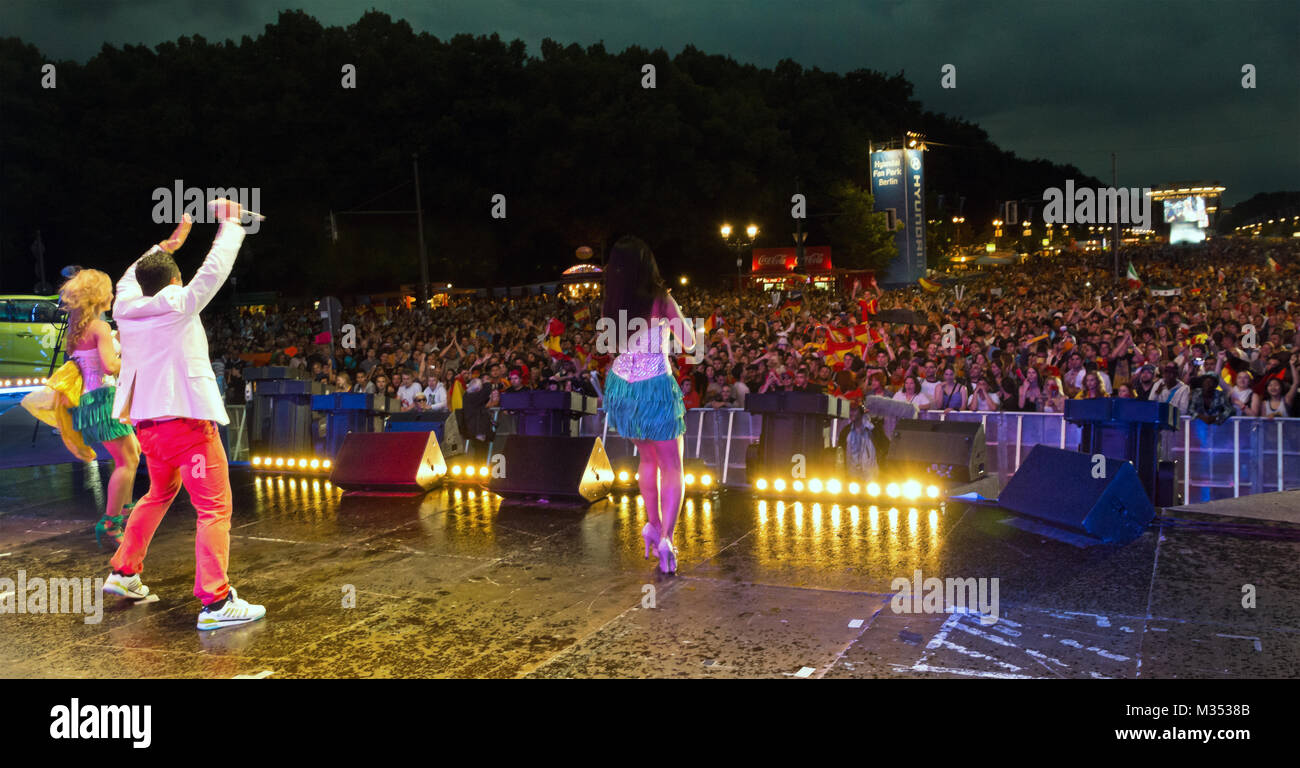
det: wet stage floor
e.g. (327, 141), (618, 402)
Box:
(1, 459), (1298, 678)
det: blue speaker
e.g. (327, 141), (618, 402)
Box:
(997, 445), (1155, 545)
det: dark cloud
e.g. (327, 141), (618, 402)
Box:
(2, 0), (1295, 203)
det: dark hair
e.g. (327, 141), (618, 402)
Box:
(601, 236), (666, 324)
(136, 250), (181, 297)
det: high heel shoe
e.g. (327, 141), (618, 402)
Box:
(94, 501), (135, 550)
(657, 538), (677, 574)
(641, 523), (661, 560)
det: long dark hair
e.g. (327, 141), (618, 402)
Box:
(601, 236), (666, 323)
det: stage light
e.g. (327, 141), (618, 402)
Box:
(903, 480), (921, 500)
(310, 458), (320, 470)
(323, 460), (331, 469)
(618, 470), (629, 482)
(808, 478), (823, 493)
(275, 457), (285, 467)
(635, 472), (639, 481)
(288, 458), (299, 468)
(926, 485), (940, 499)
(826, 479), (842, 495)
(867, 482), (881, 497)
(479, 466), (489, 477)
(684, 473), (695, 485)
(452, 465), (462, 476)
(773, 479), (786, 492)
(700, 474), (712, 487)
(792, 480), (804, 492)
(252, 456), (262, 466)
(847, 481), (860, 495)
(755, 478), (768, 491)
(886, 482), (900, 498)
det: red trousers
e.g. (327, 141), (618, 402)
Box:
(110, 418), (232, 605)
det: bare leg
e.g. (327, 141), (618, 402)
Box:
(102, 432), (140, 519)
(654, 437), (684, 543)
(635, 442), (661, 530)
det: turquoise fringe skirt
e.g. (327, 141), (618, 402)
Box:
(69, 386), (134, 445)
(604, 372), (686, 441)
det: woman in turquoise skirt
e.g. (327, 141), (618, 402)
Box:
(60, 269), (140, 547)
(600, 237), (695, 574)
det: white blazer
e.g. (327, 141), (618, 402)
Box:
(112, 220), (245, 424)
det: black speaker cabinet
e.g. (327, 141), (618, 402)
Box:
(329, 431), (447, 492)
(487, 435), (614, 504)
(998, 445), (1155, 545)
(886, 419), (986, 483)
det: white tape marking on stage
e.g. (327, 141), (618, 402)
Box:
(847, 619), (864, 629)
(792, 666), (815, 678)
(1058, 638), (1130, 661)
(1025, 648), (1069, 668)
(1216, 634), (1263, 652)
(900, 663), (1037, 680)
(233, 670), (274, 679)
(950, 619), (1017, 648)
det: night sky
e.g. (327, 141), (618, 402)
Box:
(3, 0), (1297, 206)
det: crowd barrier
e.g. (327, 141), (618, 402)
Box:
(583, 406), (1300, 501)
(228, 399), (1299, 501)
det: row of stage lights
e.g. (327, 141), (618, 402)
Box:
(1, 377), (48, 388)
(751, 477), (941, 502)
(250, 455), (332, 473)
(613, 469), (714, 488)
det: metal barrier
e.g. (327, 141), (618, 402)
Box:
(571, 406), (1300, 499)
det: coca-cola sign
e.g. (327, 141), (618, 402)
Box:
(751, 246), (833, 274)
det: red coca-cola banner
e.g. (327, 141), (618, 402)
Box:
(751, 246), (833, 274)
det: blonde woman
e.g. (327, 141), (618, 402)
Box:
(60, 269), (141, 547)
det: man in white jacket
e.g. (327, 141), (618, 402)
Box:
(103, 201), (266, 631)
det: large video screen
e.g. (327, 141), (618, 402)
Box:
(1162, 195), (1208, 228)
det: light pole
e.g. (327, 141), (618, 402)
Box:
(722, 223), (758, 292)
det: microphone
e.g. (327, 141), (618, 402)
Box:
(207, 200), (266, 222)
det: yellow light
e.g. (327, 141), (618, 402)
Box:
(755, 478), (768, 491)
(252, 456), (262, 466)
(635, 472), (639, 481)
(903, 480), (921, 500)
(700, 474), (712, 486)
(792, 480), (804, 492)
(275, 457), (285, 467)
(826, 479), (842, 495)
(618, 470), (629, 482)
(808, 478), (823, 493)
(479, 466), (489, 477)
(323, 460), (331, 469)
(684, 473), (695, 485)
(773, 479), (786, 492)
(847, 481), (861, 495)
(886, 482), (900, 498)
(452, 465), (463, 475)
(290, 458), (300, 468)
(679, 276), (688, 285)
(746, 224), (758, 238)
(721, 224), (732, 238)
(867, 482), (881, 496)
(926, 485), (940, 499)
(310, 459), (321, 469)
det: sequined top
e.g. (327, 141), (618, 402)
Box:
(610, 318), (672, 382)
(69, 348), (111, 392)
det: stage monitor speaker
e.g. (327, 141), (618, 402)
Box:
(329, 431), (447, 492)
(488, 435), (614, 504)
(997, 445), (1155, 545)
(886, 419), (986, 483)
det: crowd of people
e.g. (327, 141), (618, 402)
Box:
(203, 238), (1300, 442)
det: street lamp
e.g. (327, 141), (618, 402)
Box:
(722, 222), (758, 291)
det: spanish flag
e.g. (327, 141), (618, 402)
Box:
(573, 306), (591, 324)
(545, 318), (570, 361)
(824, 339), (862, 370)
(826, 325), (851, 343)
(852, 323), (881, 346)
(918, 277), (940, 293)
(705, 312), (721, 334)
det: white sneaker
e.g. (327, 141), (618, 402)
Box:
(103, 572), (150, 600)
(197, 587), (266, 631)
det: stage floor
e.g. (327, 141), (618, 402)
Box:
(1, 458), (1298, 679)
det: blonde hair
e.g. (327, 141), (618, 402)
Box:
(59, 269), (113, 346)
